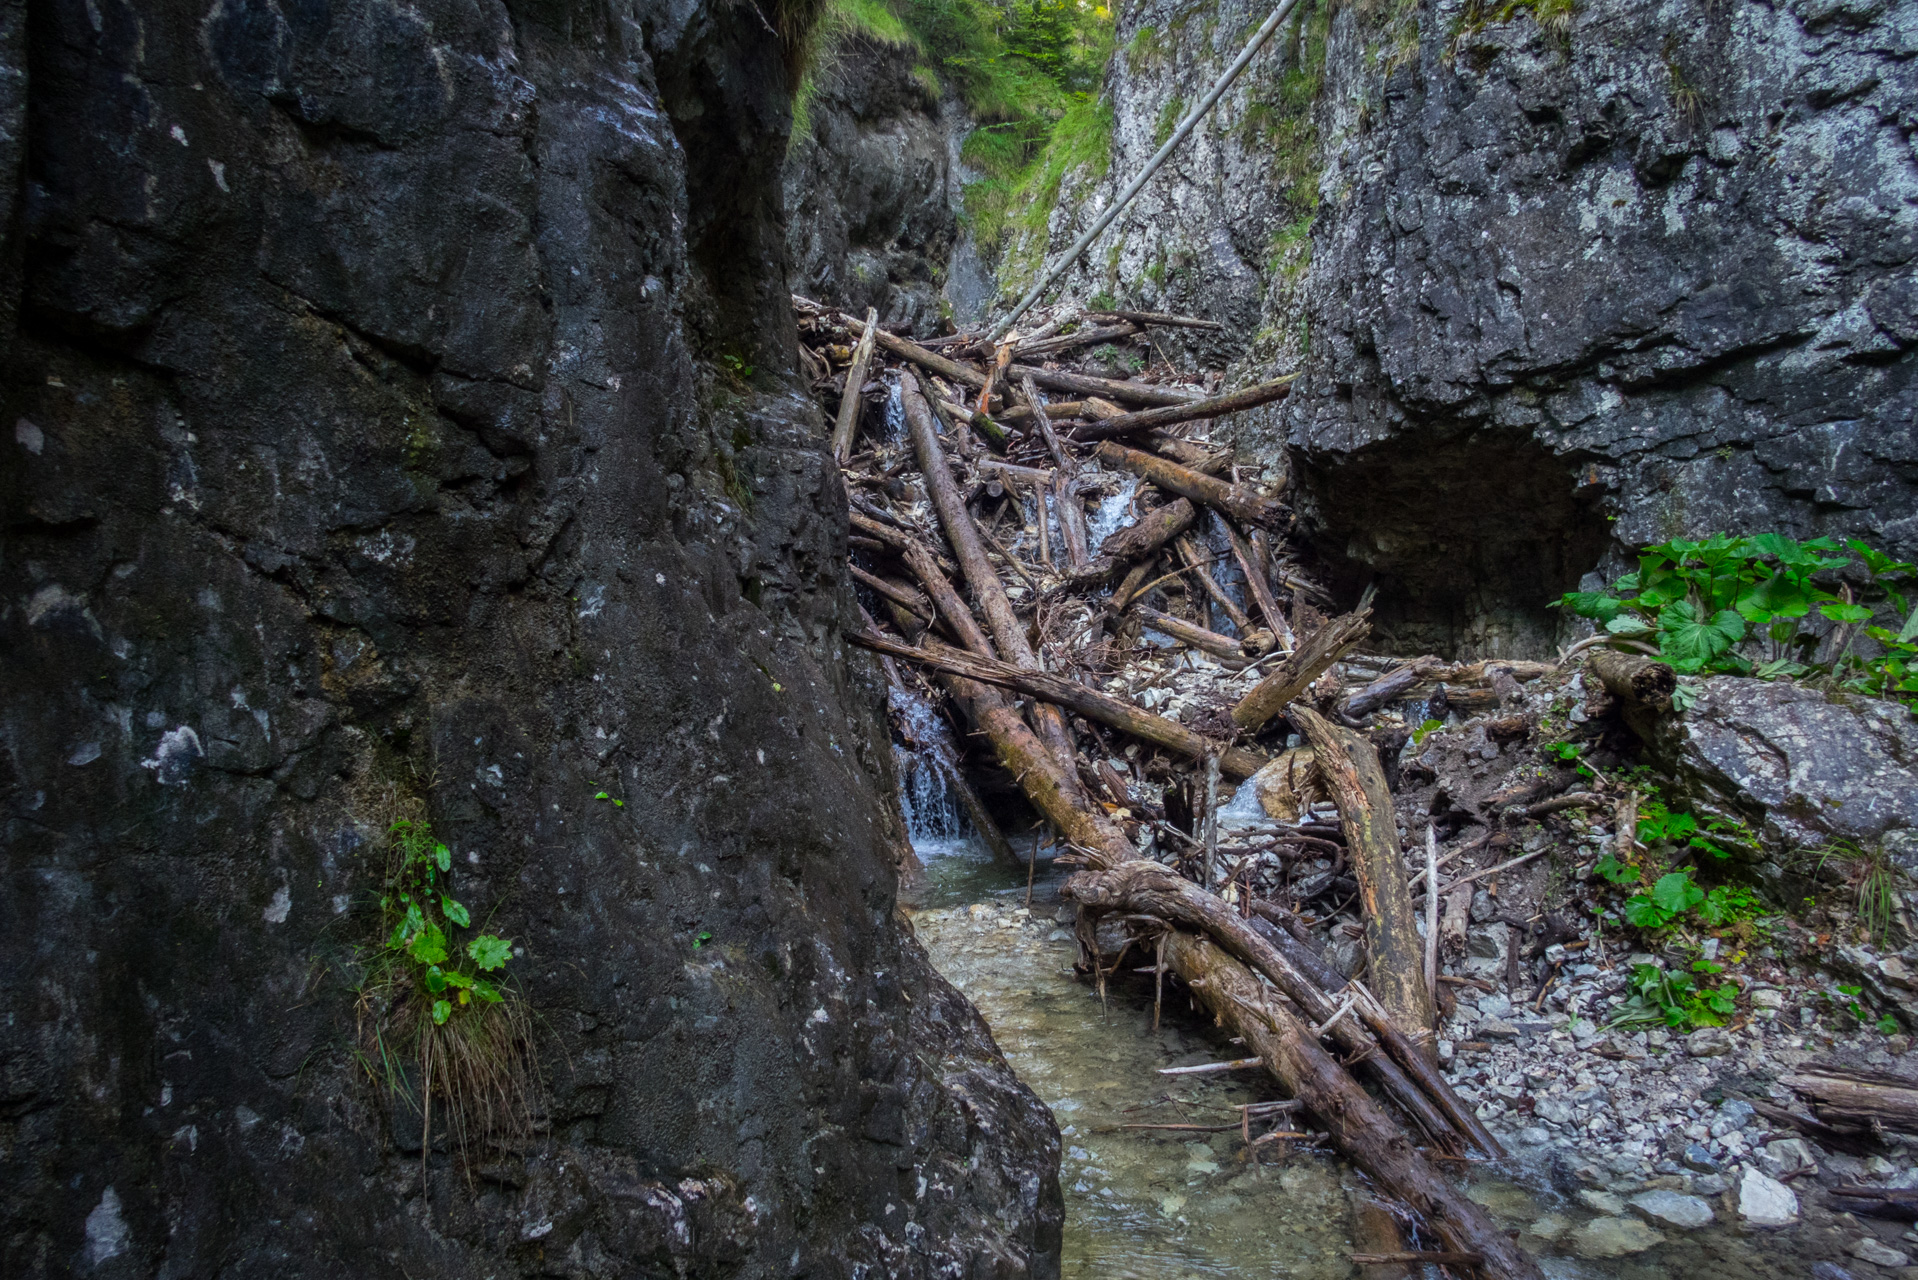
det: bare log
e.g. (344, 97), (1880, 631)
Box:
(1154, 930), (1545, 1280)
(1783, 1065), (1918, 1133)
(1176, 536), (1253, 636)
(1343, 657), (1443, 720)
(1231, 610), (1372, 730)
(903, 376), (1082, 776)
(1009, 363), (1199, 407)
(1066, 859), (1476, 1157)
(852, 630), (1271, 781)
(1350, 1194), (1413, 1280)
(1222, 519), (1292, 649)
(1093, 441), (1285, 527)
(1016, 322), (1141, 359)
(850, 566), (933, 621)
(1070, 375), (1299, 443)
(1064, 499), (1198, 588)
(830, 307), (878, 464)
(841, 313), (990, 389)
(1589, 649), (1676, 708)
(1133, 605), (1249, 661)
(1290, 705), (1434, 1034)
(1080, 309), (1226, 330)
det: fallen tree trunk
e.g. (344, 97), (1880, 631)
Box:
(1231, 610), (1372, 730)
(1081, 309), (1225, 330)
(1589, 649), (1676, 708)
(1093, 441), (1285, 528)
(1154, 930), (1545, 1280)
(1290, 705), (1435, 1035)
(1342, 658), (1443, 720)
(1066, 859), (1482, 1157)
(904, 376), (1083, 778)
(1782, 1064), (1918, 1134)
(1015, 322), (1140, 359)
(851, 629), (1271, 781)
(1133, 605), (1250, 661)
(1176, 535), (1255, 637)
(830, 307), (879, 464)
(1070, 375), (1299, 443)
(1064, 499), (1198, 588)
(1222, 519), (1292, 649)
(1010, 363), (1199, 408)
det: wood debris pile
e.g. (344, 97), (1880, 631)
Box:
(795, 294), (1551, 1279)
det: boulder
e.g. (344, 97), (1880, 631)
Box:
(1739, 1169), (1801, 1227)
(1687, 1027), (1735, 1058)
(1250, 748), (1323, 822)
(1851, 1237), (1910, 1268)
(1571, 1216), (1665, 1259)
(1628, 1189), (1715, 1230)
(1659, 678), (1918, 860)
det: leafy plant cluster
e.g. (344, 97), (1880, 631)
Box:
(1560, 534), (1918, 708)
(1608, 959), (1739, 1030)
(1594, 861), (1761, 932)
(380, 820), (514, 1026)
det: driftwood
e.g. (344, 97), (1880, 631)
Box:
(1232, 610), (1372, 730)
(1016, 322), (1140, 359)
(1290, 705), (1435, 1034)
(1589, 650), (1676, 707)
(1153, 930), (1544, 1280)
(1783, 1064), (1918, 1133)
(1081, 309), (1226, 330)
(1010, 363), (1199, 408)
(1221, 519), (1292, 649)
(1133, 605), (1251, 661)
(1093, 441), (1285, 527)
(830, 307), (879, 465)
(1071, 375), (1299, 443)
(1176, 535), (1254, 638)
(852, 630), (1271, 781)
(1342, 657), (1442, 720)
(1065, 499), (1198, 588)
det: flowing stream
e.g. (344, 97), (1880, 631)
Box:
(896, 783), (1822, 1278)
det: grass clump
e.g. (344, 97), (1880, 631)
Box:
(356, 816), (533, 1164)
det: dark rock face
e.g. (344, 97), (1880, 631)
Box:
(0, 1), (1059, 1276)
(783, 38), (962, 331)
(1286, 0), (1918, 654)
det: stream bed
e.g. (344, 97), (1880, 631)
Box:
(902, 838), (1825, 1280)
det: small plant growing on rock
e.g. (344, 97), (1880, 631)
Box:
(1607, 959), (1739, 1030)
(357, 818), (533, 1161)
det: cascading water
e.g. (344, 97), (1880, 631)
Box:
(1086, 476), (1141, 554)
(888, 682), (981, 860)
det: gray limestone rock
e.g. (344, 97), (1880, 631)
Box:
(1571, 1215), (1666, 1259)
(1628, 1189), (1716, 1230)
(1740, 1169), (1802, 1226)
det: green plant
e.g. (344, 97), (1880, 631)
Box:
(358, 818), (532, 1159)
(1816, 838), (1903, 944)
(1607, 960), (1738, 1030)
(1412, 717), (1443, 745)
(1559, 533), (1918, 706)
(1622, 870), (1703, 929)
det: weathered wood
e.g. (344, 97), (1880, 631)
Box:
(1071, 375), (1299, 443)
(1015, 322), (1140, 359)
(1066, 860), (1474, 1157)
(841, 313), (990, 389)
(995, 399), (1089, 422)
(1154, 931), (1545, 1280)
(903, 376), (1082, 776)
(1290, 705), (1435, 1034)
(830, 307), (878, 465)
(1144, 431), (1231, 475)
(1589, 649), (1676, 708)
(1349, 1194), (1413, 1280)
(1093, 441), (1284, 527)
(1222, 519), (1292, 648)
(850, 565), (933, 621)
(1343, 657), (1443, 719)
(1053, 473), (1091, 572)
(1231, 610), (1372, 730)
(1176, 535), (1253, 636)
(934, 400), (1011, 451)
(1133, 605), (1248, 661)
(852, 630), (1271, 781)
(1081, 309), (1226, 331)
(1009, 363), (1199, 407)
(1783, 1065), (1918, 1133)
(1064, 499), (1198, 588)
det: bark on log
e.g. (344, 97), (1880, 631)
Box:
(852, 630), (1271, 781)
(1133, 605), (1250, 661)
(1066, 860), (1475, 1157)
(1783, 1065), (1918, 1133)
(830, 308), (878, 464)
(1144, 432), (1231, 475)
(1222, 519), (1292, 648)
(1081, 309), (1226, 330)
(1176, 535), (1253, 636)
(1154, 930), (1545, 1280)
(1093, 441), (1285, 528)
(1349, 1193), (1412, 1280)
(1231, 610), (1372, 730)
(1289, 705), (1435, 1034)
(1009, 363), (1199, 407)
(904, 376), (1083, 777)
(1064, 500), (1198, 588)
(1589, 650), (1676, 708)
(850, 565), (933, 622)
(1342, 658), (1443, 720)
(1018, 374), (1091, 572)
(1070, 376), (1299, 443)
(1015, 322), (1141, 359)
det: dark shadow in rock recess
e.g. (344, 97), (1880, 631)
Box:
(1292, 429), (1610, 659)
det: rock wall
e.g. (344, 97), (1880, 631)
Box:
(0, 1), (1059, 1276)
(784, 36), (978, 330)
(1030, 0), (1918, 656)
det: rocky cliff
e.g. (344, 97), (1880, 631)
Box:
(0, 0), (1059, 1276)
(989, 0), (1918, 656)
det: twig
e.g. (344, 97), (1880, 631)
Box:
(1446, 847), (1551, 891)
(1424, 824), (1440, 1004)
(1158, 1057), (1264, 1076)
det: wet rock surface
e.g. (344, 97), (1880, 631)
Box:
(0, 1), (1059, 1276)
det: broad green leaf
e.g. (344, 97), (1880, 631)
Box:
(1738, 572), (1811, 620)
(1658, 602), (1745, 670)
(440, 895), (470, 928)
(1651, 871), (1705, 915)
(1561, 591), (1624, 621)
(1820, 602), (1872, 625)
(473, 979), (503, 1003)
(439, 969), (473, 989)
(424, 965), (448, 993)
(467, 934), (513, 971)
(1606, 615), (1655, 636)
(435, 843), (452, 873)
(1623, 896), (1672, 928)
(408, 923), (448, 966)
(431, 999), (452, 1025)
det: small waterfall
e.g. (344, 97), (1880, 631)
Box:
(882, 377), (906, 444)
(1086, 477), (1141, 553)
(888, 683), (977, 856)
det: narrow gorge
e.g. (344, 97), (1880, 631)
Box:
(3, 0), (1915, 1275)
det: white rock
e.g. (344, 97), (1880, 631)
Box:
(1571, 1216), (1665, 1258)
(1738, 1169), (1799, 1227)
(1577, 1189), (1626, 1215)
(1628, 1189), (1715, 1230)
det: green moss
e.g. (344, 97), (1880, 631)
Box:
(964, 93), (1114, 291)
(1452, 0), (1575, 50)
(1153, 95), (1188, 147)
(1125, 24), (1164, 71)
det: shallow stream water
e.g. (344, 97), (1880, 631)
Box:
(902, 834), (1824, 1280)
